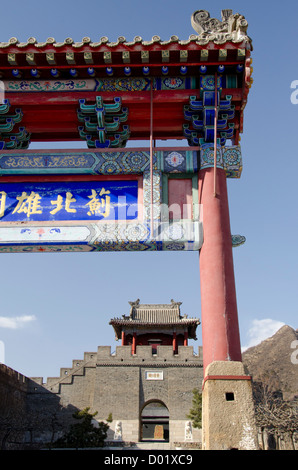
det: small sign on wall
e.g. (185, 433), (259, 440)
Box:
(145, 371), (163, 381)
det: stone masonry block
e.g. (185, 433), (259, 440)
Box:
(175, 346), (195, 359)
(113, 345), (132, 360)
(72, 359), (85, 371)
(59, 368), (73, 383)
(155, 345), (174, 360)
(133, 345), (153, 359)
(83, 352), (97, 363)
(97, 346), (112, 359)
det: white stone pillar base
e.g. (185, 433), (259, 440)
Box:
(202, 361), (258, 450)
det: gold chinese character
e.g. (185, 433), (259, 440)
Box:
(0, 191), (7, 218)
(50, 192), (76, 215)
(50, 195), (63, 215)
(65, 192), (76, 213)
(86, 188), (111, 217)
(12, 191), (42, 217)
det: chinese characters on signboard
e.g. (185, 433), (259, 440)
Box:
(0, 180), (138, 222)
(145, 371), (163, 380)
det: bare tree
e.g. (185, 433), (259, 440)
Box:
(0, 408), (27, 450)
(252, 382), (298, 450)
(0, 403), (68, 449)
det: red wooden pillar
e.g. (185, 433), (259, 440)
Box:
(184, 330), (188, 346)
(132, 332), (137, 355)
(173, 332), (177, 354)
(121, 330), (125, 346)
(199, 167), (242, 373)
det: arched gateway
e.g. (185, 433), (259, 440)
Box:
(140, 401), (169, 442)
(0, 9), (258, 449)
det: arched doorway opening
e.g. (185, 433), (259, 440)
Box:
(140, 400), (169, 442)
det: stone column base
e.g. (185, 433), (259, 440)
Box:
(202, 361), (258, 450)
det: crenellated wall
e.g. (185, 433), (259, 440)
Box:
(0, 363), (28, 408)
(1, 345), (203, 448)
(26, 345), (203, 445)
(30, 345), (203, 389)
(0, 364), (30, 449)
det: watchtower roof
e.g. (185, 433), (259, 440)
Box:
(109, 299), (200, 340)
(128, 299), (183, 322)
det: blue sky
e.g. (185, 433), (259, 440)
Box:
(0, 0), (297, 379)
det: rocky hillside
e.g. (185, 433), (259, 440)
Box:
(242, 325), (298, 401)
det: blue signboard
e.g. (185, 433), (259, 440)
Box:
(0, 180), (138, 222)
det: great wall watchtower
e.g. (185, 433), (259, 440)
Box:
(28, 301), (203, 446)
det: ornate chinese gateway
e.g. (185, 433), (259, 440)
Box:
(0, 8), (251, 254)
(0, 10), (258, 449)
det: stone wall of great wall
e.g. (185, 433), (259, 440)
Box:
(2, 346), (297, 450)
(0, 363), (28, 412)
(0, 364), (29, 449)
(0, 345), (204, 448)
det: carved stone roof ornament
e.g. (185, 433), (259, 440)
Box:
(0, 10), (251, 50)
(191, 9), (252, 47)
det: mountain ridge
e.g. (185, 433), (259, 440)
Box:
(242, 325), (298, 401)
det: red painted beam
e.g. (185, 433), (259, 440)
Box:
(4, 87), (244, 142)
(202, 375), (252, 390)
(5, 89), (244, 106)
